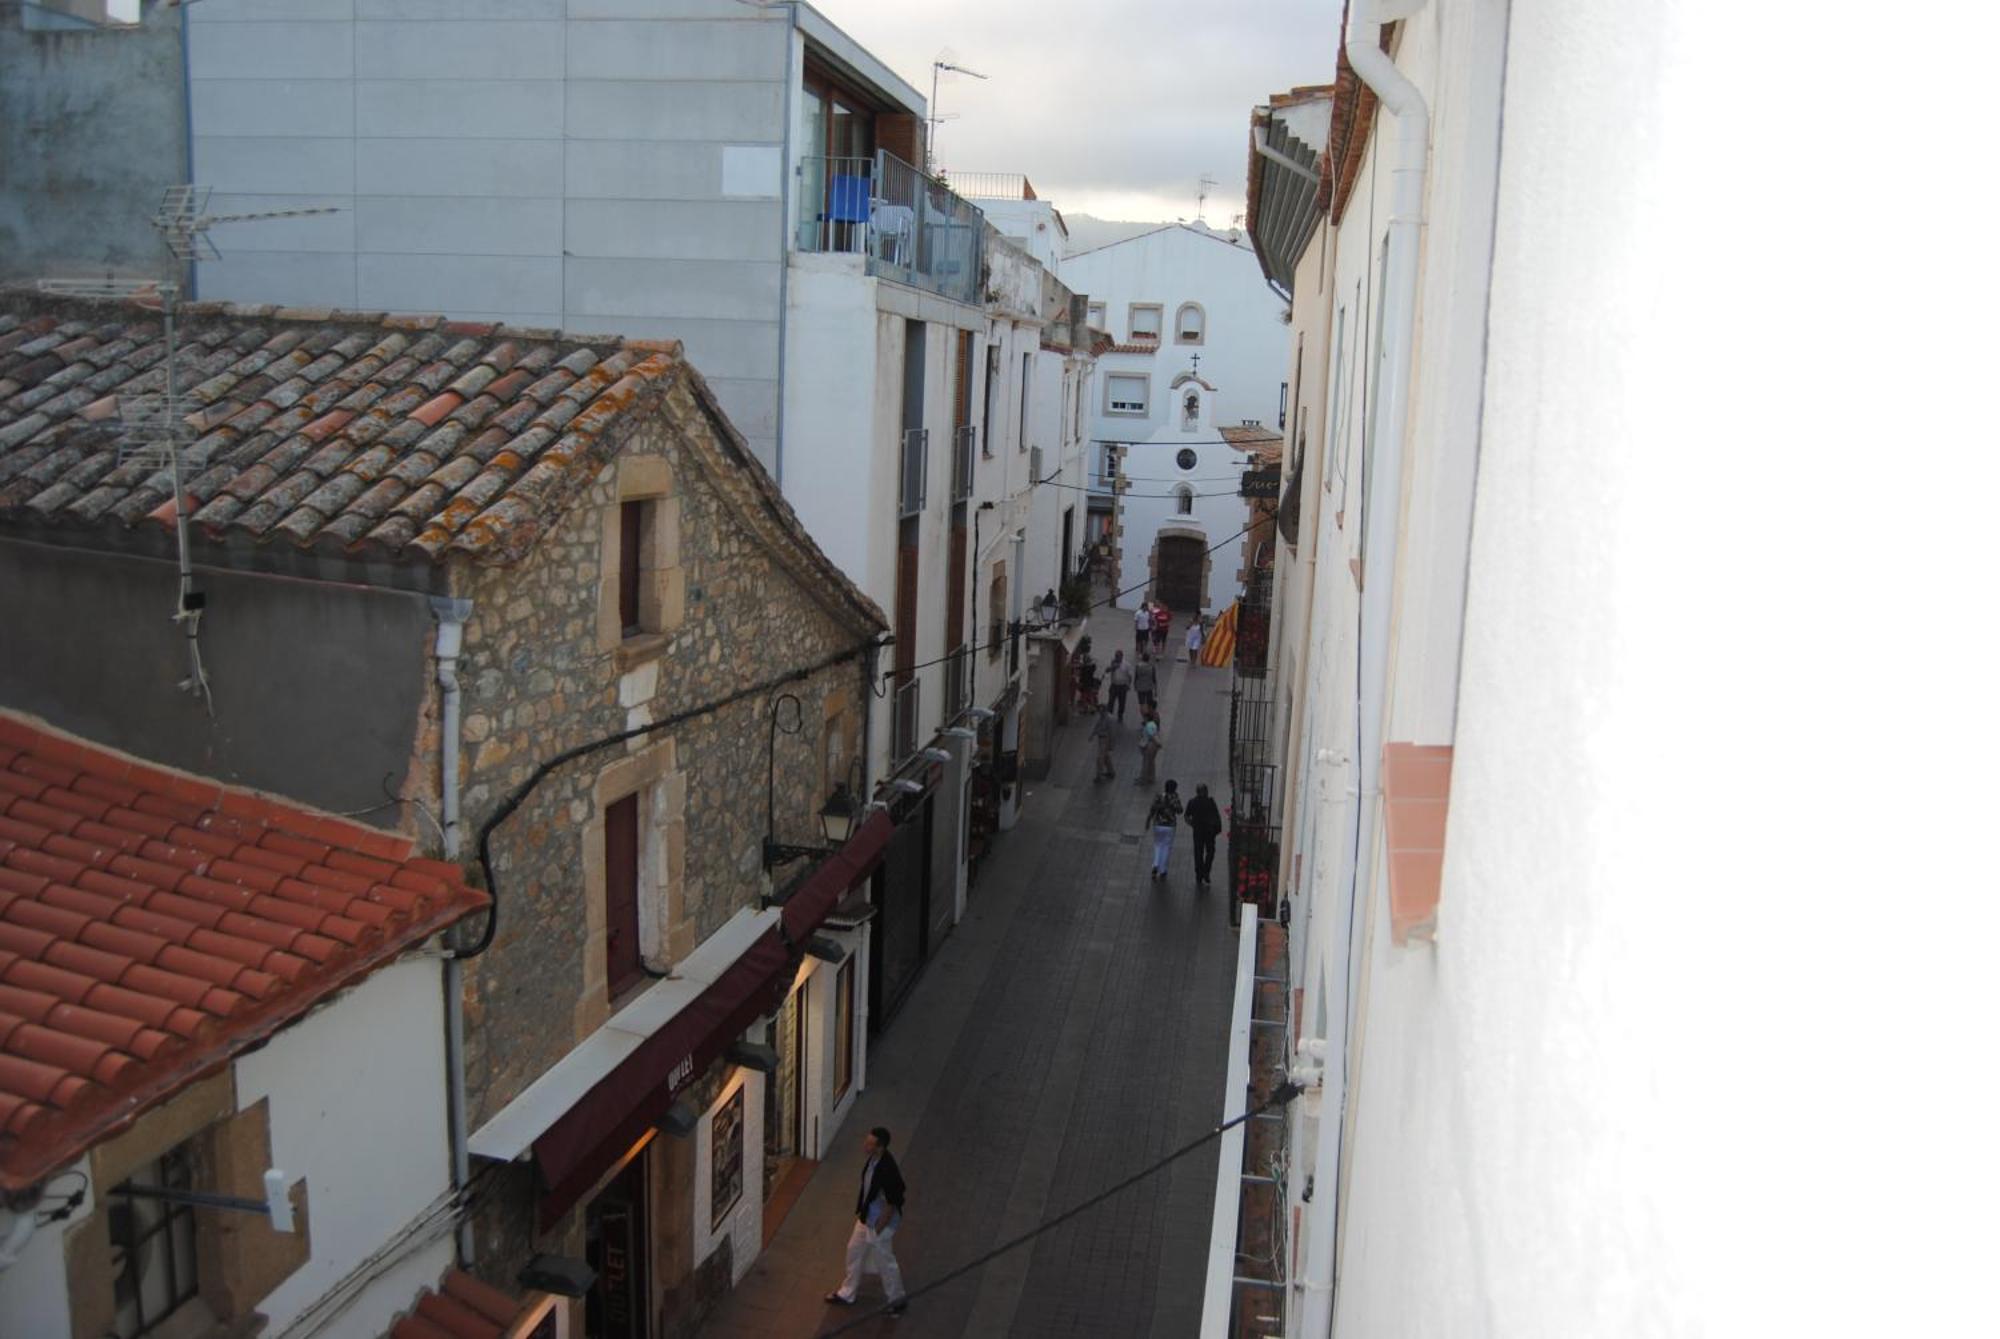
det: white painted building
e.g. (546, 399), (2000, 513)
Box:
(1057, 222), (1289, 518)
(1213, 2), (2000, 1336)
(1112, 372), (1259, 616)
(0, 715), (501, 1339)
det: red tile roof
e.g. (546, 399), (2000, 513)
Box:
(0, 295), (684, 566)
(0, 711), (489, 1192)
(390, 1269), (528, 1339)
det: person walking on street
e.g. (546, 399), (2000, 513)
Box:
(1185, 616), (1205, 665)
(1091, 708), (1117, 781)
(1151, 602), (1171, 656)
(1134, 600), (1154, 656)
(1185, 782), (1223, 887)
(1106, 651), (1132, 720)
(1138, 715), (1163, 785)
(1133, 653), (1158, 712)
(826, 1126), (908, 1316)
(1148, 780), (1183, 881)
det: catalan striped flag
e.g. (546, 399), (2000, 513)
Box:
(1200, 602), (1238, 668)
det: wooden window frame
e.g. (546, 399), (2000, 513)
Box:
(833, 955), (856, 1101)
(604, 792), (644, 1001)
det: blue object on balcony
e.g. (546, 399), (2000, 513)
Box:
(828, 175), (870, 223)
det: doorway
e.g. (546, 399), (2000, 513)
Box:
(762, 983), (817, 1244)
(1154, 534), (1207, 611)
(584, 1146), (650, 1339)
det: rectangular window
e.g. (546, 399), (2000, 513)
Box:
(1128, 303), (1163, 340)
(604, 793), (642, 999)
(981, 345), (1000, 458)
(1087, 301), (1105, 329)
(110, 1143), (201, 1339)
(618, 500), (647, 636)
(1105, 373), (1149, 416)
(1018, 352), (1032, 451)
(834, 955), (856, 1100)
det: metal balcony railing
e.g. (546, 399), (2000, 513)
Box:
(899, 427), (928, 518)
(796, 150), (985, 305)
(892, 677), (921, 762)
(948, 171), (1036, 201)
(952, 424), (976, 502)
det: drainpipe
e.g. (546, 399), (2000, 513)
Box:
(774, 4), (800, 487)
(428, 596), (475, 1262)
(1296, 4), (1430, 1337)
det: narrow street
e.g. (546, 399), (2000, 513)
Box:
(701, 605), (1241, 1339)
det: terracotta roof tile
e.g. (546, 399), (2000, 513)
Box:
(0, 710), (488, 1192)
(0, 296), (685, 567)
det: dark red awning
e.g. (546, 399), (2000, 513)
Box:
(533, 809), (893, 1226)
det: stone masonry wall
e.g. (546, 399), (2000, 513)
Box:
(448, 370), (876, 1132)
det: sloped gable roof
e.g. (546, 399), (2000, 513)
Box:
(0, 710), (490, 1192)
(0, 295), (678, 566)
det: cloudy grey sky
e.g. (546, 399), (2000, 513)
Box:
(817, 0), (1338, 223)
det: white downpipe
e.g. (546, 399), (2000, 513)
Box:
(1297, 5), (1431, 1338)
(430, 598), (472, 859)
(428, 597), (474, 1261)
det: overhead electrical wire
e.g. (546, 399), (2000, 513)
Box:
(878, 517), (1265, 685)
(815, 1081), (1305, 1337)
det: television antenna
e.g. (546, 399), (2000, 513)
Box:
(37, 186), (338, 709)
(928, 57), (989, 175)
(1196, 175), (1220, 224)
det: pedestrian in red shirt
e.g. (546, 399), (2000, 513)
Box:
(1151, 602), (1170, 656)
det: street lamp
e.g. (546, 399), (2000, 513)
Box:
(763, 693), (861, 869)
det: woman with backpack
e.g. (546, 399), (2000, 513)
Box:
(1137, 713), (1163, 785)
(1148, 780), (1183, 881)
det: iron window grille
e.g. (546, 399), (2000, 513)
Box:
(110, 1145), (201, 1339)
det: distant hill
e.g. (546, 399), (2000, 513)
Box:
(1060, 215), (1248, 258)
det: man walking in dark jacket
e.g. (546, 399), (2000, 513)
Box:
(1185, 783), (1224, 887)
(827, 1127), (908, 1315)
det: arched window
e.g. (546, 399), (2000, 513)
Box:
(1176, 485), (1195, 516)
(1175, 303), (1205, 344)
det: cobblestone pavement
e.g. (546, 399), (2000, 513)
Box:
(700, 605), (1241, 1339)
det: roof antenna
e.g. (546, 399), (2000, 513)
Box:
(37, 187), (339, 713)
(1196, 175), (1219, 225)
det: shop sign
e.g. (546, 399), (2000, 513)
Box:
(711, 1086), (745, 1232)
(1239, 469), (1281, 499)
(597, 1206), (639, 1339)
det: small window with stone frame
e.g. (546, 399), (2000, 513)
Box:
(108, 1140), (203, 1339)
(617, 498), (659, 638)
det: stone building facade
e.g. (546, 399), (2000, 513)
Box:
(443, 366), (879, 1130)
(0, 296), (888, 1338)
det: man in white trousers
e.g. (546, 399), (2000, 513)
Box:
(825, 1126), (908, 1317)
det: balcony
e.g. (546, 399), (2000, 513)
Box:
(892, 677), (921, 762)
(949, 172), (1037, 201)
(952, 424), (976, 502)
(899, 427), (928, 518)
(796, 150), (986, 306)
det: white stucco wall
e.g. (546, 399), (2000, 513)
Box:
(1058, 223), (1289, 448)
(0, 1159), (89, 1339)
(1114, 380), (1254, 614)
(1277, 2), (2000, 1336)
(237, 957), (455, 1339)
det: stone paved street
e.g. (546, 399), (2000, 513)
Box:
(700, 605), (1241, 1339)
